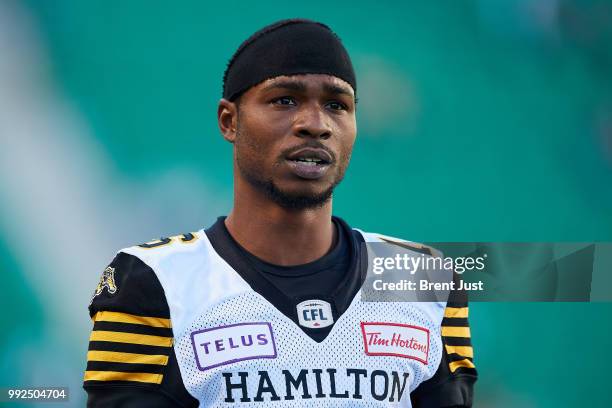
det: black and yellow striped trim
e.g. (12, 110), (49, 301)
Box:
(84, 311), (172, 385)
(444, 345), (473, 359)
(92, 311), (171, 328)
(87, 351), (169, 366)
(89, 330), (172, 347)
(84, 371), (163, 384)
(442, 305), (476, 374)
(444, 306), (469, 319)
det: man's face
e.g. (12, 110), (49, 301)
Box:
(231, 74), (357, 210)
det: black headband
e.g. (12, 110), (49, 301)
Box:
(222, 19), (356, 101)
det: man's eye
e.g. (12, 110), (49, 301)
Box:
(326, 101), (347, 111)
(273, 97), (296, 106)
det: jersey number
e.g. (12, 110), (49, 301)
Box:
(138, 233), (197, 249)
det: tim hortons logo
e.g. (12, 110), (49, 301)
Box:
(361, 322), (429, 364)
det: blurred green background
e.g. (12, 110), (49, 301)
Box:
(1, 0), (611, 406)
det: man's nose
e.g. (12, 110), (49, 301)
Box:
(294, 105), (332, 140)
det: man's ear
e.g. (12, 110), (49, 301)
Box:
(217, 98), (238, 143)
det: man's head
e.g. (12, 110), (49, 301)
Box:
(218, 19), (357, 210)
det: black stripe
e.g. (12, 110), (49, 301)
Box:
(88, 341), (171, 355)
(93, 321), (173, 337)
(451, 366), (478, 376)
(443, 336), (473, 347)
(442, 317), (469, 327)
(446, 301), (468, 308)
(447, 353), (474, 363)
(87, 361), (166, 374)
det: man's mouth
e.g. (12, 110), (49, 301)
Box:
(285, 148), (333, 179)
(286, 148), (333, 164)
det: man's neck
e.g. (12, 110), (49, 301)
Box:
(225, 187), (336, 267)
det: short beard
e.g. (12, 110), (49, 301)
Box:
(235, 128), (345, 211)
(241, 169), (339, 210)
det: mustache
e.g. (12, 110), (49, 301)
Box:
(280, 142), (337, 163)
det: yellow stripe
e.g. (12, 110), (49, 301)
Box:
(93, 311), (171, 328)
(441, 326), (471, 338)
(84, 370), (163, 384)
(444, 307), (469, 318)
(90, 331), (172, 347)
(445, 345), (474, 358)
(87, 351), (169, 365)
(449, 358), (476, 373)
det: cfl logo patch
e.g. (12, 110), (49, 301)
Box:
(297, 299), (334, 329)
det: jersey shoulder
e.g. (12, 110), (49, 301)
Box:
(353, 229), (442, 258)
(85, 244), (198, 406)
(88, 250), (170, 319)
(89, 229), (211, 323)
(119, 230), (208, 274)
(85, 250), (173, 386)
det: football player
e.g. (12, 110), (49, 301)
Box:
(83, 19), (477, 407)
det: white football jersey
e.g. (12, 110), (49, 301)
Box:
(119, 228), (446, 407)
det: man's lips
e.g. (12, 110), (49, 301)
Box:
(285, 147), (333, 164)
(284, 148), (333, 180)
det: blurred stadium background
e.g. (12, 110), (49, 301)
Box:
(1, 0), (611, 406)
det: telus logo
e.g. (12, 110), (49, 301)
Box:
(191, 322), (277, 371)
